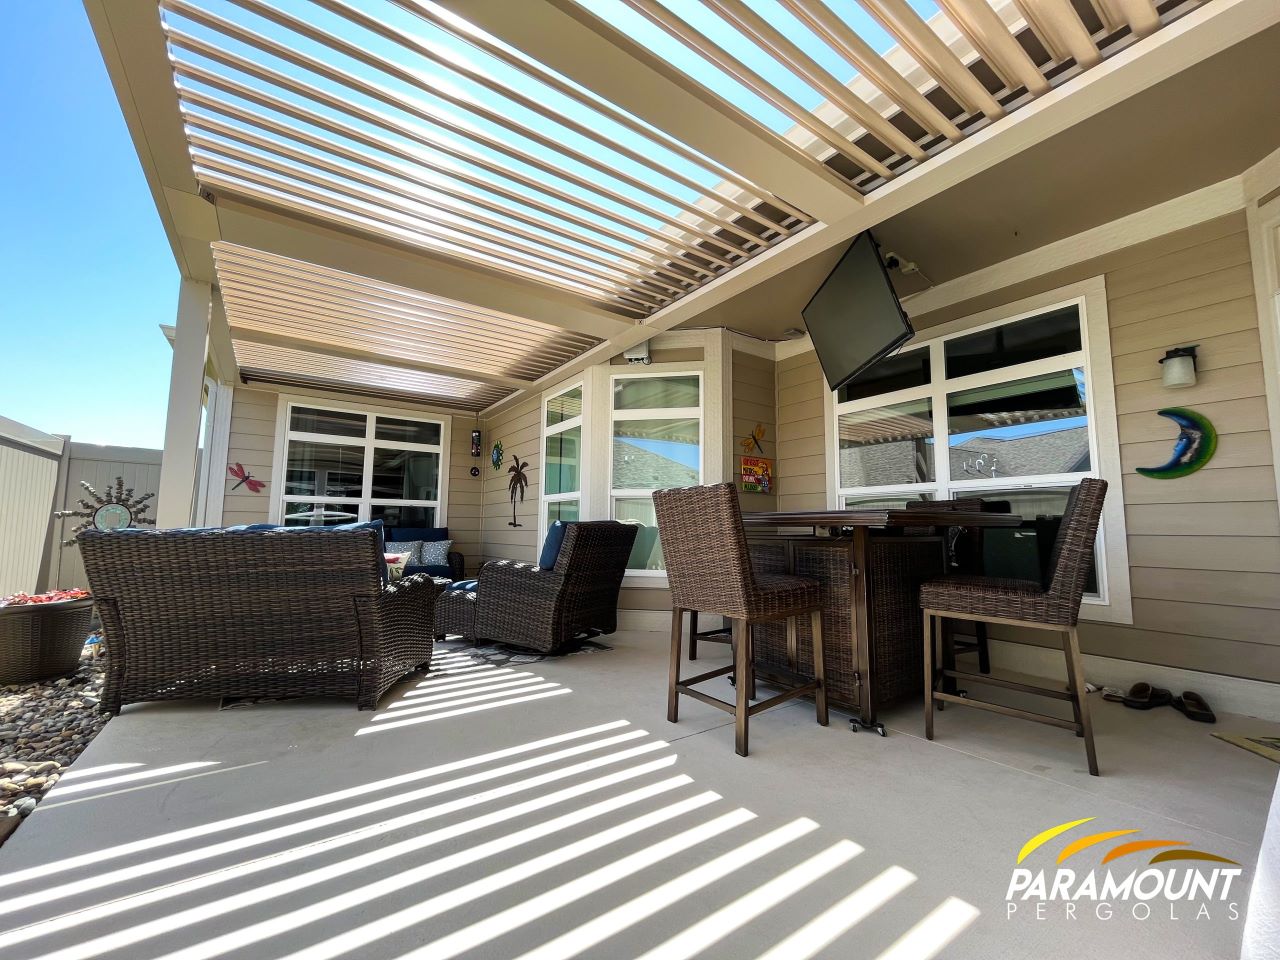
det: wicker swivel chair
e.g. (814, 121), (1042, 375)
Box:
(920, 478), (1107, 775)
(654, 483), (827, 757)
(470, 521), (637, 654)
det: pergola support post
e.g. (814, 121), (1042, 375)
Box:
(157, 278), (212, 528)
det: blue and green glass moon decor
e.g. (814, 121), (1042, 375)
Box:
(1135, 408), (1217, 479)
(490, 440), (504, 471)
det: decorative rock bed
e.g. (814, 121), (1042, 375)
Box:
(0, 649), (106, 846)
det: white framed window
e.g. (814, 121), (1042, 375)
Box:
(609, 371), (703, 573)
(272, 398), (450, 529)
(829, 280), (1131, 622)
(540, 382), (584, 545)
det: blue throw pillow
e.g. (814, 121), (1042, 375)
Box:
(419, 540), (454, 566)
(539, 521), (569, 570)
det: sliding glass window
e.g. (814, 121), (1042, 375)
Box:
(834, 304), (1104, 601)
(610, 373), (702, 572)
(541, 384), (584, 542)
(279, 403), (446, 528)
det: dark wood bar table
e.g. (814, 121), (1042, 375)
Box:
(741, 508), (1023, 734)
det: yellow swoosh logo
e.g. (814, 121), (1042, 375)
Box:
(1017, 818), (1094, 864)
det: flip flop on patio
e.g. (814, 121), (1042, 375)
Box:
(1173, 692), (1218, 723)
(1102, 682), (1174, 711)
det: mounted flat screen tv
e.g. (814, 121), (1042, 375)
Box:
(801, 231), (914, 392)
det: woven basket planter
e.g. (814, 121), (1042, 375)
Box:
(0, 598), (94, 685)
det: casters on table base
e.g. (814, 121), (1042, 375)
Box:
(850, 716), (887, 737)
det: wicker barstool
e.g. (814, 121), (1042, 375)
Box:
(920, 478), (1108, 775)
(653, 483), (828, 757)
(905, 497), (1012, 676)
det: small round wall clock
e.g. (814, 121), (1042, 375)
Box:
(491, 440), (504, 471)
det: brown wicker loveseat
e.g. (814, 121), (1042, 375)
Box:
(453, 521), (637, 654)
(79, 525), (443, 714)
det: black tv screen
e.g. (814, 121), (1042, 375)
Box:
(801, 231), (914, 392)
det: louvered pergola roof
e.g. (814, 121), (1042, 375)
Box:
(159, 0), (814, 318)
(84, 0), (1265, 413)
(213, 242), (602, 392)
(232, 338), (511, 410)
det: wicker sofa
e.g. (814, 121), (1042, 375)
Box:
(441, 521), (637, 654)
(79, 524), (444, 714)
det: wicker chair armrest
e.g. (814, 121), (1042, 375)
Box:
(379, 572), (446, 607)
(375, 573), (446, 637)
(478, 559), (564, 600)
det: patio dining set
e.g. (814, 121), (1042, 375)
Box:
(76, 476), (1107, 774)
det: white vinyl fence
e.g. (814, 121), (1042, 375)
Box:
(51, 445), (162, 589)
(0, 418), (64, 597)
(0, 416), (163, 596)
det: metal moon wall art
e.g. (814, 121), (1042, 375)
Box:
(1136, 407), (1217, 479)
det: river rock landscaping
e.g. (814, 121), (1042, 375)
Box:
(0, 645), (106, 845)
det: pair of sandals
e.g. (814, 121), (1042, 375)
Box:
(1103, 683), (1216, 723)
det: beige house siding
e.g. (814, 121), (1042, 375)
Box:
(447, 423), (482, 574)
(479, 393), (541, 567)
(222, 387), (276, 526)
(732, 349), (777, 513)
(774, 351), (828, 512)
(900, 212), (1279, 683)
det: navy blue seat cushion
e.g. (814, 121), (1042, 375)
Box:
(539, 520), (569, 570)
(445, 579), (479, 593)
(386, 527), (449, 544)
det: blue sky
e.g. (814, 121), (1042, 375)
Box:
(0, 0), (942, 449)
(0, 4), (177, 448)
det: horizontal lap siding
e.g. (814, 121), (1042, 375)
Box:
(775, 351), (828, 511)
(910, 213), (1280, 682)
(479, 395), (541, 566)
(733, 350), (777, 513)
(1102, 216), (1280, 679)
(222, 387), (276, 526)
(448, 424), (481, 575)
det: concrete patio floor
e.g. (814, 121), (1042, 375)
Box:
(0, 631), (1275, 960)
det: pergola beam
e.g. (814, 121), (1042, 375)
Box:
(157, 278), (211, 528)
(434, 0), (863, 220)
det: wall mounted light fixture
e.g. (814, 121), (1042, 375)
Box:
(1159, 345), (1198, 389)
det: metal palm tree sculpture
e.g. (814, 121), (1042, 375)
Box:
(507, 452), (529, 527)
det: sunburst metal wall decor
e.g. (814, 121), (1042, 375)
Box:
(55, 477), (155, 546)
